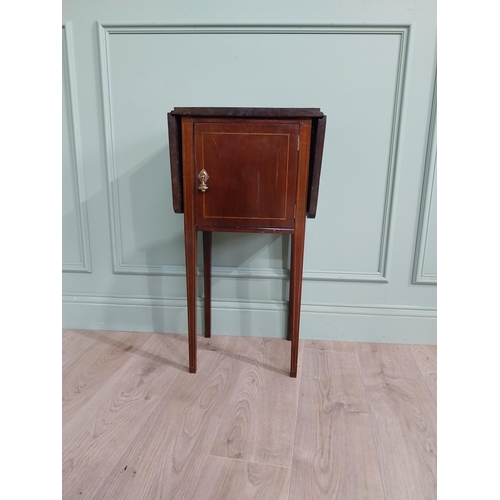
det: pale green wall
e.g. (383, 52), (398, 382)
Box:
(62, 0), (437, 344)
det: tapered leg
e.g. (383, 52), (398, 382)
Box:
(289, 223), (306, 378)
(203, 231), (212, 338)
(184, 223), (197, 373)
(287, 235), (294, 342)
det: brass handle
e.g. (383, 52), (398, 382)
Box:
(198, 169), (209, 192)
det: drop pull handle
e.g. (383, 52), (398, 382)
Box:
(198, 169), (209, 192)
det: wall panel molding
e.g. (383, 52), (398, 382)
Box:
(108, 263), (288, 279)
(413, 72), (437, 285)
(62, 22), (92, 273)
(97, 23), (410, 283)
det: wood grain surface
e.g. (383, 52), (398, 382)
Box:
(289, 348), (384, 499)
(191, 456), (291, 500)
(93, 350), (240, 500)
(411, 344), (437, 400)
(62, 328), (101, 367)
(303, 338), (358, 353)
(63, 333), (189, 499)
(63, 331), (436, 500)
(357, 343), (437, 500)
(62, 330), (152, 425)
(210, 337), (303, 467)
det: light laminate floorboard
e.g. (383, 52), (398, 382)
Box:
(63, 333), (191, 499)
(62, 329), (99, 367)
(290, 348), (385, 499)
(62, 330), (153, 426)
(210, 337), (303, 467)
(62, 330), (436, 500)
(411, 344), (437, 400)
(358, 343), (437, 500)
(92, 350), (242, 500)
(192, 456), (291, 500)
(303, 339), (357, 353)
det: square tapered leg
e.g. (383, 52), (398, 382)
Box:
(184, 224), (197, 373)
(288, 223), (305, 378)
(203, 231), (212, 338)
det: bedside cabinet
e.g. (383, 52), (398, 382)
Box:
(168, 107), (326, 377)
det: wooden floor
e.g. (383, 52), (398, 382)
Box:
(62, 330), (436, 500)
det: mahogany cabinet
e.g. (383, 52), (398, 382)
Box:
(168, 107), (326, 377)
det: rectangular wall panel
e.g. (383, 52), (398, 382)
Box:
(413, 76), (437, 285)
(101, 27), (404, 280)
(62, 23), (91, 273)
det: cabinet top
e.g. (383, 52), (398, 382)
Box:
(170, 107), (324, 118)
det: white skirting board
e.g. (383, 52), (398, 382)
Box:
(62, 294), (436, 345)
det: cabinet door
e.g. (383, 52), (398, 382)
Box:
(193, 120), (300, 229)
